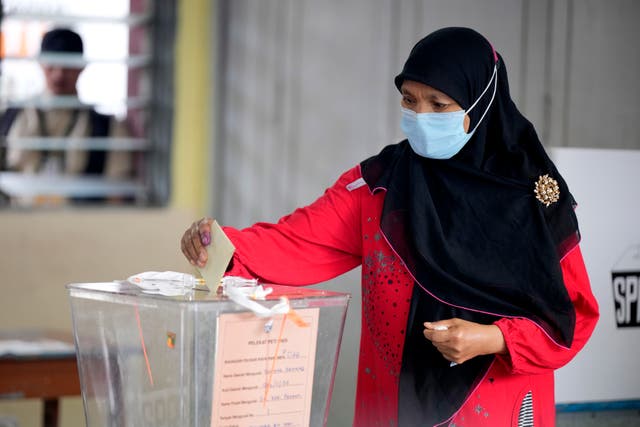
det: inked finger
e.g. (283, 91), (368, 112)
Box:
(198, 217), (214, 246)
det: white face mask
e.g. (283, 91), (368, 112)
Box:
(401, 64), (498, 159)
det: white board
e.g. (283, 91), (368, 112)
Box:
(551, 147), (640, 403)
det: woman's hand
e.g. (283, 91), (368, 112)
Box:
(180, 217), (214, 268)
(423, 318), (506, 365)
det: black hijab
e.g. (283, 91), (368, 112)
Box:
(360, 27), (579, 426)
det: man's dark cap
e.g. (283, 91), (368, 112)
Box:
(40, 28), (83, 54)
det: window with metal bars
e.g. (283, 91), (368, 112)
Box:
(0, 0), (174, 207)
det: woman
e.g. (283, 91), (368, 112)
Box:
(181, 27), (599, 427)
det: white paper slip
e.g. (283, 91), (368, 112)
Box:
(0, 339), (75, 357)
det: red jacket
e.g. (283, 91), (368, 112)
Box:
(224, 165), (599, 427)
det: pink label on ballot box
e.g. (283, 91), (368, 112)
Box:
(211, 308), (319, 427)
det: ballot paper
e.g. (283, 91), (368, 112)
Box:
(125, 221), (235, 296)
(197, 220), (236, 291)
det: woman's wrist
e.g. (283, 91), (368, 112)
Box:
(486, 324), (507, 355)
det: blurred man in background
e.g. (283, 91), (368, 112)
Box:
(0, 28), (132, 204)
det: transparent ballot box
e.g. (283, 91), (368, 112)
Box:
(67, 281), (350, 427)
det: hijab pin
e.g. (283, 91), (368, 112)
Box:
(534, 174), (560, 207)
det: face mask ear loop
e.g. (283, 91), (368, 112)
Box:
(465, 64), (497, 114)
(467, 66), (498, 134)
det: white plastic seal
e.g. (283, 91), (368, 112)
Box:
(126, 272), (292, 318)
(221, 276), (290, 318)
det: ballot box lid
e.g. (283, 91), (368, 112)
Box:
(66, 281), (350, 306)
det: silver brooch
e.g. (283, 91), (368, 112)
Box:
(534, 174), (560, 207)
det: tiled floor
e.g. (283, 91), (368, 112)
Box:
(557, 409), (640, 427)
